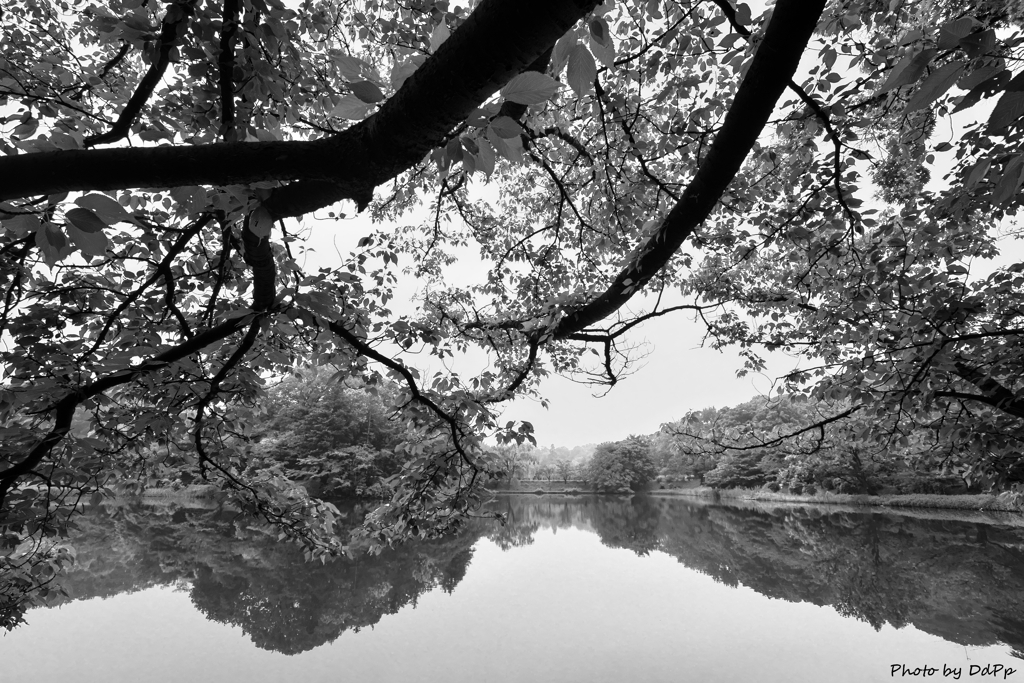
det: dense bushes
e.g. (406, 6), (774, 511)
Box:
(246, 372), (408, 499)
(653, 395), (990, 496)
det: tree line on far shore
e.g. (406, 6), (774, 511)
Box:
(201, 371), (1010, 500)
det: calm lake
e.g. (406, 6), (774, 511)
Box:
(2, 494), (1023, 683)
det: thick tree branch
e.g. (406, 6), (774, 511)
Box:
(217, 0), (240, 142)
(552, 0), (827, 338)
(83, 0), (197, 148)
(950, 363), (1024, 419)
(0, 0), (598, 218)
(565, 303), (710, 342)
(241, 216), (277, 311)
(71, 42), (131, 101)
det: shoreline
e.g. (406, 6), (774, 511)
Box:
(140, 483), (1024, 518)
(492, 485), (1023, 513)
(653, 486), (1023, 512)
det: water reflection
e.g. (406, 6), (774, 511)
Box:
(44, 495), (1024, 658)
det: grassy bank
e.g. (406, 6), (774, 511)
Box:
(654, 486), (1023, 513)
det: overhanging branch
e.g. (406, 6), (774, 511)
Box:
(552, 0), (827, 338)
(0, 0), (599, 219)
(217, 0), (240, 142)
(949, 363), (1024, 419)
(0, 312), (257, 505)
(84, 0), (197, 148)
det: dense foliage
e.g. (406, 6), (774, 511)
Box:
(583, 436), (657, 492)
(654, 395), (971, 494)
(246, 371), (408, 498)
(3, 0), (1024, 616)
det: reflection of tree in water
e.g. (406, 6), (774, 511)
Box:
(41, 495), (1024, 658)
(817, 517), (918, 630)
(51, 500), (478, 655)
(584, 496), (662, 556)
(189, 531), (476, 654)
(485, 498), (541, 550)
(487, 496), (1024, 654)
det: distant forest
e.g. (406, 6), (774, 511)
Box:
(156, 369), (1014, 500)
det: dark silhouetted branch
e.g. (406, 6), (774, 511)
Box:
(217, 0), (240, 141)
(84, 0), (197, 147)
(552, 0), (827, 338)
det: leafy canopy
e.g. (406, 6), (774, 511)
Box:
(584, 436), (657, 492)
(2, 0), (1024, 603)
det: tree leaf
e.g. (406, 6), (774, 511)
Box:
(987, 90), (1024, 133)
(349, 80), (385, 104)
(551, 34), (576, 75)
(445, 136), (463, 168)
(937, 17), (977, 50)
(390, 60), (419, 91)
(486, 126), (523, 164)
(957, 60), (1005, 91)
(1006, 70), (1024, 93)
(959, 29), (995, 59)
(991, 155), (1024, 205)
(429, 21), (450, 52)
(485, 126), (512, 162)
(566, 44), (597, 98)
(1, 213), (40, 235)
(75, 194), (131, 224)
(499, 72), (560, 105)
(476, 137), (495, 176)
(876, 49), (937, 94)
(65, 207), (108, 233)
(965, 158), (990, 189)
(35, 223), (67, 267)
(249, 206), (274, 239)
(67, 222), (109, 256)
(503, 133), (524, 163)
(489, 116), (523, 139)
(589, 30), (615, 68)
(462, 149), (477, 176)
(331, 53), (375, 82)
(953, 69), (1010, 113)
(904, 60), (965, 113)
(330, 95), (373, 120)
(589, 17), (609, 46)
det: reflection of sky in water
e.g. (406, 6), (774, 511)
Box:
(2, 525), (1018, 683)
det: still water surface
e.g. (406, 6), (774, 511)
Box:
(2, 495), (1023, 682)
